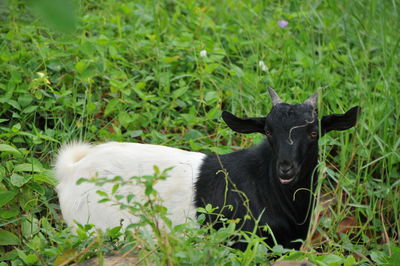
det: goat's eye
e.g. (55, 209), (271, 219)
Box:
(309, 132), (318, 139)
(266, 130), (272, 137)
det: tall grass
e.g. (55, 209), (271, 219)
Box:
(0, 0), (398, 264)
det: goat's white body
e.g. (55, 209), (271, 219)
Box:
(55, 142), (206, 230)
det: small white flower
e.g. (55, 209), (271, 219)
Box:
(258, 60), (268, 71)
(200, 50), (207, 57)
(37, 72), (45, 78)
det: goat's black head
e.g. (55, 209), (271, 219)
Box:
(222, 88), (361, 185)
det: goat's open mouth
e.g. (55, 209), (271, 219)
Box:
(279, 176), (295, 184)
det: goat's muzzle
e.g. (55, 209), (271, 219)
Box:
(278, 161), (297, 184)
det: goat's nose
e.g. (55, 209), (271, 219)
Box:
(278, 161), (294, 175)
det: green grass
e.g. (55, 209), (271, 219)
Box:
(0, 0), (399, 265)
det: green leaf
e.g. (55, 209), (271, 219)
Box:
(130, 130), (142, 138)
(271, 244), (289, 254)
(33, 171), (57, 186)
(316, 254), (344, 264)
(75, 61), (87, 73)
(0, 249), (18, 261)
(118, 111), (132, 128)
(0, 229), (20, 245)
(7, 100), (21, 111)
(24, 253), (39, 265)
(0, 165), (5, 182)
(0, 208), (19, 219)
(96, 190), (108, 197)
(389, 245), (400, 265)
(107, 226), (122, 238)
(98, 198), (110, 203)
(14, 163), (44, 173)
(0, 191), (18, 208)
(230, 64), (244, 77)
(17, 94), (33, 107)
(205, 204), (214, 213)
(104, 99), (119, 117)
(111, 184), (119, 194)
(210, 146), (233, 154)
(0, 144), (21, 156)
(204, 91), (218, 104)
(184, 129), (203, 141)
(127, 194), (134, 203)
(162, 55), (180, 63)
(21, 217), (40, 237)
(76, 178), (87, 185)
(370, 250), (387, 264)
(54, 249), (77, 266)
(10, 173), (32, 187)
(206, 106), (219, 120)
(172, 86), (189, 98)
(22, 105), (38, 114)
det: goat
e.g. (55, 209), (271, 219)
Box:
(55, 88), (360, 249)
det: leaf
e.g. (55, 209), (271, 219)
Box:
(107, 226), (122, 238)
(0, 208), (19, 219)
(129, 130), (142, 138)
(230, 64), (244, 77)
(7, 100), (21, 111)
(21, 217), (40, 237)
(111, 184), (119, 194)
(10, 173), (32, 187)
(210, 146), (233, 154)
(0, 144), (21, 156)
(0, 249), (18, 261)
(172, 86), (189, 98)
(162, 55), (180, 63)
(389, 246), (400, 265)
(0, 229), (20, 245)
(0, 165), (5, 182)
(96, 190), (108, 197)
(0, 191), (18, 208)
(206, 106), (220, 120)
(17, 94), (33, 107)
(14, 163), (44, 173)
(184, 129), (203, 141)
(54, 249), (77, 266)
(33, 171), (57, 186)
(204, 91), (218, 104)
(118, 111), (132, 128)
(98, 198), (110, 203)
(104, 99), (119, 117)
(75, 61), (86, 73)
(271, 244), (287, 254)
(127, 194), (134, 203)
(316, 254), (344, 264)
(370, 250), (388, 264)
(22, 105), (38, 114)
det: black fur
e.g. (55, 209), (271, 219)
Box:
(195, 99), (361, 250)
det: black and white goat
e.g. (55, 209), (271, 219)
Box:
(55, 88), (360, 249)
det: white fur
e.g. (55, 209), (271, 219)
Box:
(55, 142), (206, 230)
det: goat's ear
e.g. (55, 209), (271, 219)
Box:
(321, 106), (361, 135)
(222, 111), (266, 134)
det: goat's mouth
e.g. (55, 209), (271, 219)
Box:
(279, 176), (295, 184)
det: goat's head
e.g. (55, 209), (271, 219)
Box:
(222, 88), (361, 185)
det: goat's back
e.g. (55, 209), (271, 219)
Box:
(55, 142), (206, 230)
